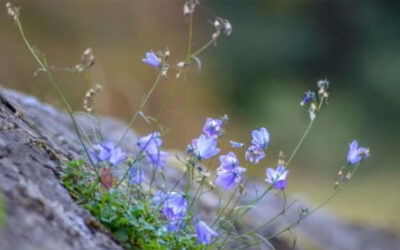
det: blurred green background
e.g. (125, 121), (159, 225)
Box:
(1, 0), (399, 234)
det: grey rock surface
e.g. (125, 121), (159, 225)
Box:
(0, 87), (398, 250)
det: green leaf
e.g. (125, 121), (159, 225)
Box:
(114, 228), (129, 242)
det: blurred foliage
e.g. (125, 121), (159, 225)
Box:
(1, 0), (399, 230)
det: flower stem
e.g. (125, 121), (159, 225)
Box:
(117, 72), (163, 146)
(14, 16), (99, 178)
(286, 97), (325, 168)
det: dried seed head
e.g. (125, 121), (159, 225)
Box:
(183, 0), (199, 17)
(214, 17), (233, 37)
(81, 47), (95, 69)
(208, 181), (215, 190)
(161, 66), (169, 78)
(6, 2), (19, 21)
(310, 102), (317, 112)
(83, 84), (102, 113)
(334, 181), (340, 190)
(177, 61), (185, 68)
(317, 79), (329, 99)
(164, 49), (170, 57)
(239, 184), (244, 194)
(222, 19), (232, 36)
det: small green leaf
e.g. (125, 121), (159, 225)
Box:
(114, 228), (129, 242)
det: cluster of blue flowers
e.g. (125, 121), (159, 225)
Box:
(83, 55), (371, 247)
(245, 127), (270, 164)
(151, 189), (219, 244)
(187, 117), (225, 160)
(215, 152), (247, 190)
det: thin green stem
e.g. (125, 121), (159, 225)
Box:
(191, 37), (216, 58)
(14, 16), (99, 178)
(212, 185), (241, 227)
(286, 97), (325, 168)
(261, 162), (361, 243)
(189, 180), (204, 210)
(155, 76), (182, 124)
(118, 72), (163, 146)
(187, 14), (194, 58)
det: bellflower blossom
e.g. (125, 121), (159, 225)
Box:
(88, 145), (102, 164)
(137, 132), (168, 169)
(162, 192), (187, 220)
(245, 145), (265, 164)
(300, 91), (315, 106)
(152, 191), (187, 231)
(142, 51), (160, 68)
(347, 140), (370, 165)
(152, 190), (165, 206)
(88, 142), (126, 166)
(202, 118), (223, 139)
(265, 165), (289, 190)
(215, 168), (247, 191)
(153, 191), (187, 221)
(218, 152), (239, 171)
(251, 127), (270, 150)
(191, 134), (220, 160)
(215, 152), (246, 190)
(109, 147), (127, 166)
(196, 220), (218, 245)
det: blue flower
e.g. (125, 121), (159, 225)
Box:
(88, 145), (101, 164)
(137, 132), (162, 149)
(245, 145), (265, 164)
(142, 51), (161, 67)
(146, 146), (168, 170)
(153, 191), (187, 223)
(109, 147), (127, 166)
(215, 152), (246, 190)
(166, 220), (185, 231)
(137, 132), (168, 169)
(217, 152), (238, 171)
(129, 167), (145, 185)
(152, 190), (166, 206)
(347, 140), (370, 165)
(229, 140), (244, 148)
(202, 118), (223, 139)
(215, 167), (246, 191)
(300, 91), (315, 106)
(152, 191), (187, 225)
(88, 142), (126, 166)
(265, 165), (289, 190)
(251, 127), (270, 150)
(98, 142), (115, 161)
(196, 220), (218, 245)
(162, 192), (187, 220)
(191, 134), (220, 160)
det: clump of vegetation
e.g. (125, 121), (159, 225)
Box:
(6, 1), (371, 249)
(61, 160), (200, 249)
